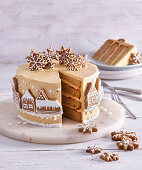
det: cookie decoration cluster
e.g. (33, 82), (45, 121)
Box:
(25, 47), (58, 71)
(84, 129), (139, 163)
(86, 145), (119, 162)
(111, 130), (137, 141)
(100, 152), (119, 162)
(111, 130), (139, 151)
(78, 123), (98, 134)
(86, 146), (102, 154)
(26, 46), (88, 71)
(129, 52), (142, 65)
(56, 46), (88, 71)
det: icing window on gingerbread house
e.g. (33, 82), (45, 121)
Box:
(23, 103), (28, 109)
(29, 104), (34, 109)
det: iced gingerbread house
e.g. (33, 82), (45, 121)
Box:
(36, 89), (62, 114)
(85, 78), (103, 112)
(21, 90), (35, 112)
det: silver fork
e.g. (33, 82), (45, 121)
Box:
(111, 91), (137, 119)
(102, 81), (137, 119)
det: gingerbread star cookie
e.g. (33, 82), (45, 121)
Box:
(100, 152), (119, 162)
(116, 136), (139, 151)
(86, 146), (102, 154)
(111, 130), (137, 141)
(78, 123), (98, 134)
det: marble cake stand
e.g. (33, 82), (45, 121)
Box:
(0, 97), (125, 144)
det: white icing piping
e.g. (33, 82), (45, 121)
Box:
(21, 90), (34, 100)
(85, 79), (104, 113)
(18, 115), (61, 128)
(83, 108), (100, 124)
(20, 109), (62, 120)
(36, 99), (62, 108)
(84, 98), (102, 112)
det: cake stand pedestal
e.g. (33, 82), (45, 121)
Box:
(0, 97), (125, 144)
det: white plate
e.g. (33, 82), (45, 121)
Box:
(88, 55), (142, 80)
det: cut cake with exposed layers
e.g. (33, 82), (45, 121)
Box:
(12, 47), (103, 127)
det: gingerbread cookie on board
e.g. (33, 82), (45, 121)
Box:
(78, 123), (98, 134)
(111, 130), (137, 141)
(100, 152), (119, 162)
(86, 146), (102, 154)
(116, 136), (139, 151)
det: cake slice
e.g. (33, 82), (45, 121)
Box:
(92, 39), (138, 66)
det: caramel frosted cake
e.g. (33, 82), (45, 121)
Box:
(12, 46), (103, 127)
(92, 39), (139, 66)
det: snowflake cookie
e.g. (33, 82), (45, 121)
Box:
(86, 146), (102, 154)
(111, 130), (137, 141)
(26, 50), (47, 71)
(78, 123), (98, 134)
(129, 52), (142, 65)
(56, 46), (72, 65)
(116, 137), (139, 151)
(100, 152), (119, 162)
(65, 54), (81, 71)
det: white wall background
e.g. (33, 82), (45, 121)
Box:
(1, 0), (142, 64)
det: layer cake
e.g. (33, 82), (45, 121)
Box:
(12, 46), (103, 127)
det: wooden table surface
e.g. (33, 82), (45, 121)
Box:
(0, 0), (142, 169)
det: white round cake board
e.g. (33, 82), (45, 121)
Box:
(0, 97), (125, 144)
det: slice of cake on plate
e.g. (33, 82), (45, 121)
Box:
(12, 46), (103, 127)
(92, 39), (138, 66)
